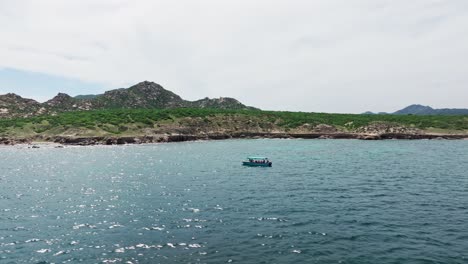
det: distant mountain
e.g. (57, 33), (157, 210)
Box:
(364, 104), (468, 115)
(394, 104), (468, 115)
(393, 105), (436, 115)
(0, 81), (256, 118)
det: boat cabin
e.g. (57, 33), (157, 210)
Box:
(242, 156), (272, 167)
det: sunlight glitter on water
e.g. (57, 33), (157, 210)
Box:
(1, 140), (468, 263)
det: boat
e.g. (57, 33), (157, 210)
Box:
(242, 156), (272, 167)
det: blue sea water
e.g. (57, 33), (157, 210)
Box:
(1, 139), (467, 264)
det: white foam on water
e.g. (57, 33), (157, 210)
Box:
(36, 248), (51, 253)
(102, 259), (122, 263)
(53, 250), (66, 256)
(114, 247), (125, 253)
(108, 224), (124, 229)
(188, 243), (202, 248)
(166, 243), (176, 248)
(25, 238), (41, 243)
(72, 224), (85, 229)
(136, 243), (149, 248)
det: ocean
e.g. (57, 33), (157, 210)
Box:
(1, 139), (467, 263)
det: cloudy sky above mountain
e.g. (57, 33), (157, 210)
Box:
(1, 0), (467, 113)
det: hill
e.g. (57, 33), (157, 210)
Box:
(394, 104), (468, 115)
(1, 108), (467, 145)
(74, 94), (100, 100)
(365, 104), (468, 115)
(0, 81), (256, 118)
(0, 93), (45, 118)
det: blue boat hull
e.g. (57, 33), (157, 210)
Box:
(242, 162), (272, 167)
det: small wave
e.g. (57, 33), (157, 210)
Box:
(254, 217), (288, 222)
(102, 259), (122, 263)
(72, 223), (96, 229)
(136, 243), (151, 249)
(108, 224), (124, 229)
(53, 250), (67, 256)
(188, 243), (202, 248)
(114, 247), (125, 253)
(135, 243), (162, 249)
(187, 208), (200, 213)
(25, 238), (41, 243)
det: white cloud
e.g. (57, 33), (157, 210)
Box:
(1, 0), (468, 113)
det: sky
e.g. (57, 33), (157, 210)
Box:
(1, 0), (467, 113)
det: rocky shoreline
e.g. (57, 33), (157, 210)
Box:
(1, 132), (468, 146)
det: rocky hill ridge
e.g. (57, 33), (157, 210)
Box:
(0, 81), (256, 118)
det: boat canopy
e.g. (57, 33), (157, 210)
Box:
(247, 156), (268, 160)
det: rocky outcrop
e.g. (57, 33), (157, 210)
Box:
(355, 122), (421, 135)
(2, 131), (468, 146)
(46, 93), (76, 107)
(0, 137), (32, 145)
(313, 124), (338, 133)
(0, 93), (43, 118)
(190, 97), (257, 110)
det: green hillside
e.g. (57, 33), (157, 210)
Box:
(1, 108), (468, 138)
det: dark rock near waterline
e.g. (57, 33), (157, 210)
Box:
(0, 137), (32, 145)
(2, 132), (468, 146)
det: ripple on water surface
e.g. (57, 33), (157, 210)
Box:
(1, 140), (468, 263)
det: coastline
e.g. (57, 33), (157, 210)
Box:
(2, 132), (468, 146)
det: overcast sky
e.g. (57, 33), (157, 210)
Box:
(1, 0), (467, 113)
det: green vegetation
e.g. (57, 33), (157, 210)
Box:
(1, 108), (468, 136)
